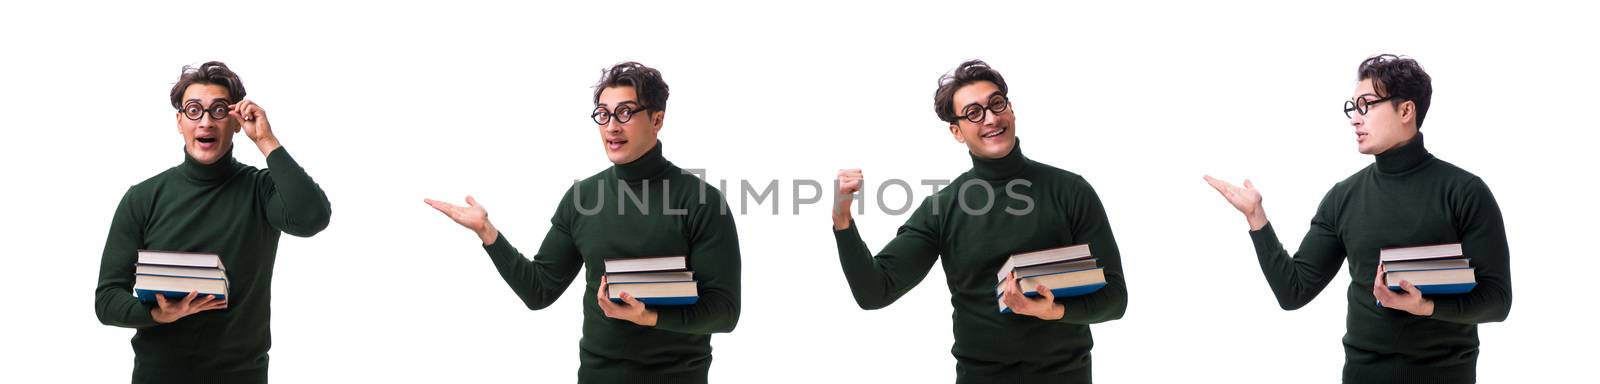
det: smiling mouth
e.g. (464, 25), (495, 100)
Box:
(606, 138), (628, 149)
(981, 127), (1007, 139)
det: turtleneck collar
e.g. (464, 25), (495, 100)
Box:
(613, 140), (673, 182)
(970, 138), (1028, 181)
(1374, 132), (1434, 175)
(180, 146), (243, 183)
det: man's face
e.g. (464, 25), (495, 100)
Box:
(174, 83), (238, 165)
(1349, 78), (1417, 155)
(595, 86), (663, 165)
(947, 81), (1017, 159)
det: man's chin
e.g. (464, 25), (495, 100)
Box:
(186, 146), (228, 164)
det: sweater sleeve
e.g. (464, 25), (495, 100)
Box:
(653, 190), (741, 334)
(1429, 177), (1512, 324)
(832, 198), (942, 310)
(1055, 180), (1127, 324)
(258, 147), (332, 237)
(483, 189), (585, 311)
(1248, 188), (1349, 310)
(95, 188), (159, 328)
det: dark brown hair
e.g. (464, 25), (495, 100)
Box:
(169, 61), (246, 110)
(1358, 54), (1433, 129)
(933, 59), (1009, 123)
(592, 61), (669, 111)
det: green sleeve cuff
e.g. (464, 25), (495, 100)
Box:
(1248, 221), (1280, 257)
(482, 232), (514, 261)
(264, 146), (295, 170)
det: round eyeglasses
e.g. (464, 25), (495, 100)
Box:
(1344, 95), (1394, 119)
(960, 94), (1010, 123)
(592, 105), (652, 125)
(181, 100), (231, 121)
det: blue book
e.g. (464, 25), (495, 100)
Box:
(612, 296), (700, 306)
(136, 288), (227, 304)
(607, 280), (699, 306)
(1386, 267), (1476, 295)
(997, 267), (1107, 314)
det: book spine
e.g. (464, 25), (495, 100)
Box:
(609, 296), (699, 306)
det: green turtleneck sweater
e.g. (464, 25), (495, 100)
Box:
(833, 140), (1127, 384)
(94, 147), (332, 383)
(1248, 133), (1511, 383)
(481, 141), (740, 384)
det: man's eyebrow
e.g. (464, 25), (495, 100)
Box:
(962, 92), (1005, 109)
(599, 100), (642, 108)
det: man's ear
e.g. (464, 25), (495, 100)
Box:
(1398, 100), (1417, 125)
(948, 122), (965, 144)
(651, 110), (665, 134)
(175, 112), (184, 135)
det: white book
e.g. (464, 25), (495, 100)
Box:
(607, 271), (694, 284)
(1379, 243), (1463, 263)
(137, 250), (224, 269)
(996, 244), (1092, 282)
(135, 264), (227, 280)
(604, 256), (688, 274)
(1383, 258), (1471, 272)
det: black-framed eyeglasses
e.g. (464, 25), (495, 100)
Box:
(592, 104), (652, 125)
(181, 100), (231, 121)
(960, 94), (1010, 123)
(1344, 95), (1394, 119)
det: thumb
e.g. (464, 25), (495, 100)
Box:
(1036, 284), (1054, 301)
(466, 195), (480, 208)
(1400, 280), (1421, 296)
(621, 292), (644, 307)
(1243, 179), (1256, 190)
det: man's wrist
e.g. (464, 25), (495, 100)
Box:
(1246, 209), (1268, 231)
(478, 224), (499, 245)
(255, 136), (282, 157)
(640, 309), (658, 327)
(1047, 303), (1065, 320)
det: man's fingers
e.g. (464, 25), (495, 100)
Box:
(621, 292), (644, 307)
(1036, 284), (1054, 301)
(180, 290), (199, 306)
(1400, 280), (1421, 296)
(1000, 288), (1021, 310)
(423, 199), (456, 214)
(1203, 175), (1232, 196)
(1374, 263), (1388, 288)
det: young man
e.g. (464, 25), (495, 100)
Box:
(94, 61), (333, 383)
(831, 60), (1127, 383)
(425, 62), (741, 383)
(1204, 54), (1511, 383)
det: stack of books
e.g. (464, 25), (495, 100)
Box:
(603, 256), (698, 306)
(1380, 243), (1475, 295)
(996, 244), (1106, 313)
(133, 250), (228, 303)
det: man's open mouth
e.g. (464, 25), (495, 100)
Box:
(606, 138), (628, 149)
(981, 127), (1007, 139)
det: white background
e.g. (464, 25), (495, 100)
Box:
(2, 1), (1594, 382)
